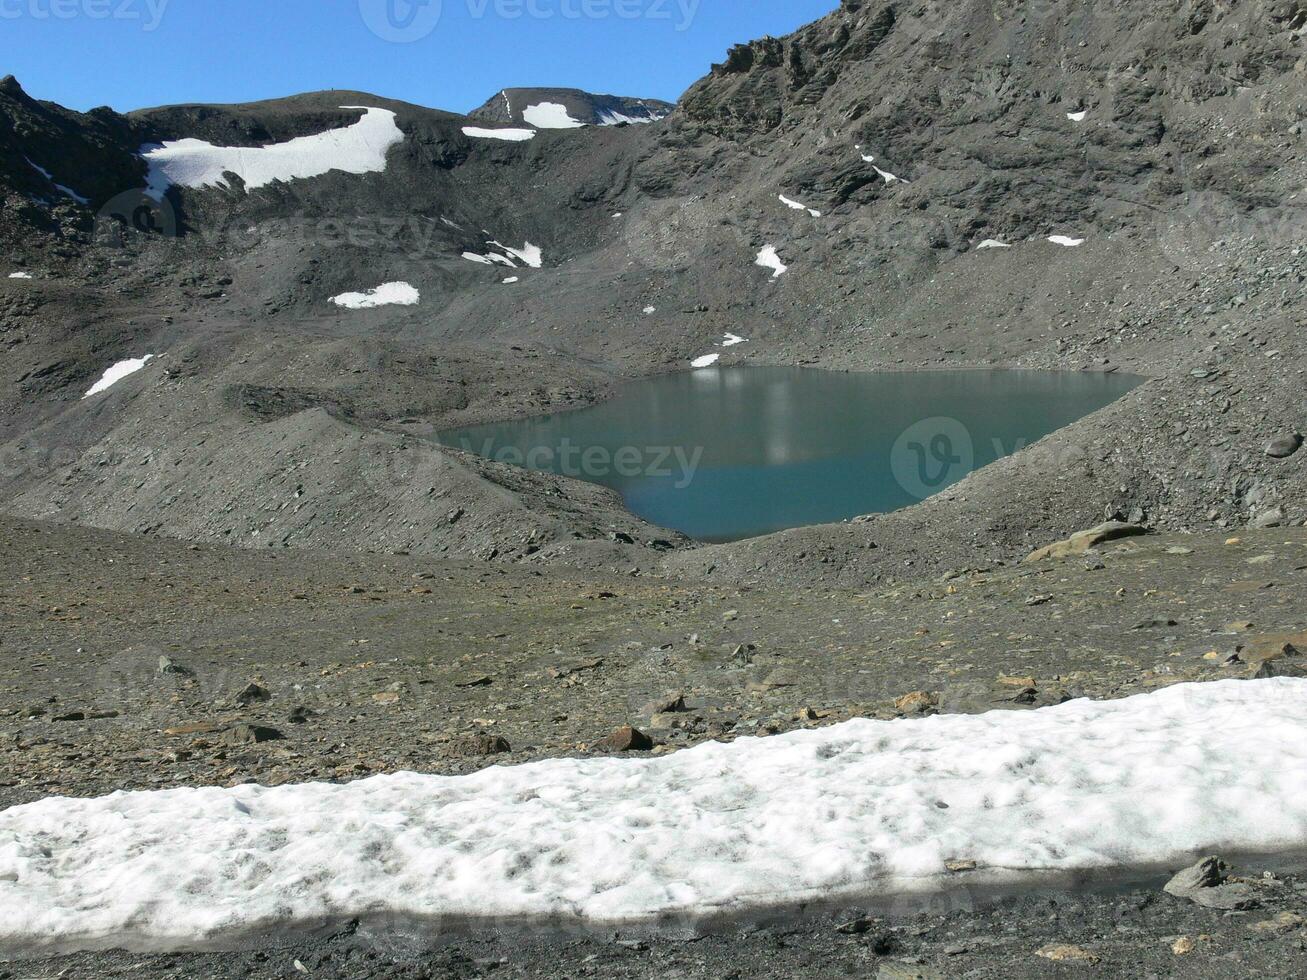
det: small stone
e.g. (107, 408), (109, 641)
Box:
(1133, 617), (1178, 630)
(1035, 944), (1099, 964)
(371, 691), (401, 705)
(164, 720), (225, 736)
(445, 734), (511, 758)
(221, 724), (285, 746)
(998, 676), (1036, 688)
(52, 711), (87, 722)
(640, 694), (687, 715)
(747, 669), (798, 692)
(1248, 911), (1304, 934)
(1264, 434), (1303, 458)
(235, 682), (271, 706)
(595, 726), (653, 752)
(157, 656), (188, 676)
(454, 675), (493, 688)
(1250, 508), (1284, 529)
(1170, 936), (1194, 955)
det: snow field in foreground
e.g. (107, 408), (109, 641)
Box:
(142, 107), (404, 198)
(82, 355), (156, 399)
(3, 679), (1306, 950)
(329, 282), (420, 309)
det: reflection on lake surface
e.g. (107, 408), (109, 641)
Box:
(435, 367), (1144, 542)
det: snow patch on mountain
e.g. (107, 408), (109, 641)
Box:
(597, 109), (667, 126)
(522, 102), (585, 129)
(976, 240), (1012, 250)
(691, 352), (721, 368)
(142, 107), (403, 199)
(857, 148), (903, 184)
(83, 355), (155, 399)
(462, 126), (537, 141)
(7, 272), (33, 279)
(329, 282), (419, 309)
(755, 245), (787, 278)
(26, 157), (89, 204)
(1048, 235), (1085, 247)
(778, 194), (820, 217)
(491, 241), (543, 268)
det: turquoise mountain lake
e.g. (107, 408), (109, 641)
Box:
(436, 367), (1144, 543)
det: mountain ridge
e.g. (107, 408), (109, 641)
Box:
(0, 0), (1304, 587)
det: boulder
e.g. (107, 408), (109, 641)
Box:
(1024, 522), (1148, 562)
(1264, 434), (1303, 459)
(595, 726), (653, 752)
(1163, 856), (1260, 910)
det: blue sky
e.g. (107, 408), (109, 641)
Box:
(2, 0), (837, 113)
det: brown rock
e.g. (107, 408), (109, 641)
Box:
(1024, 522), (1148, 562)
(596, 726), (653, 752)
(445, 734), (511, 758)
(1248, 911), (1304, 934)
(1035, 944), (1100, 964)
(998, 675), (1036, 688)
(164, 720), (226, 736)
(894, 691), (938, 715)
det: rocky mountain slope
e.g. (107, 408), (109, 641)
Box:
(0, 0), (1304, 587)
(470, 86), (673, 127)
